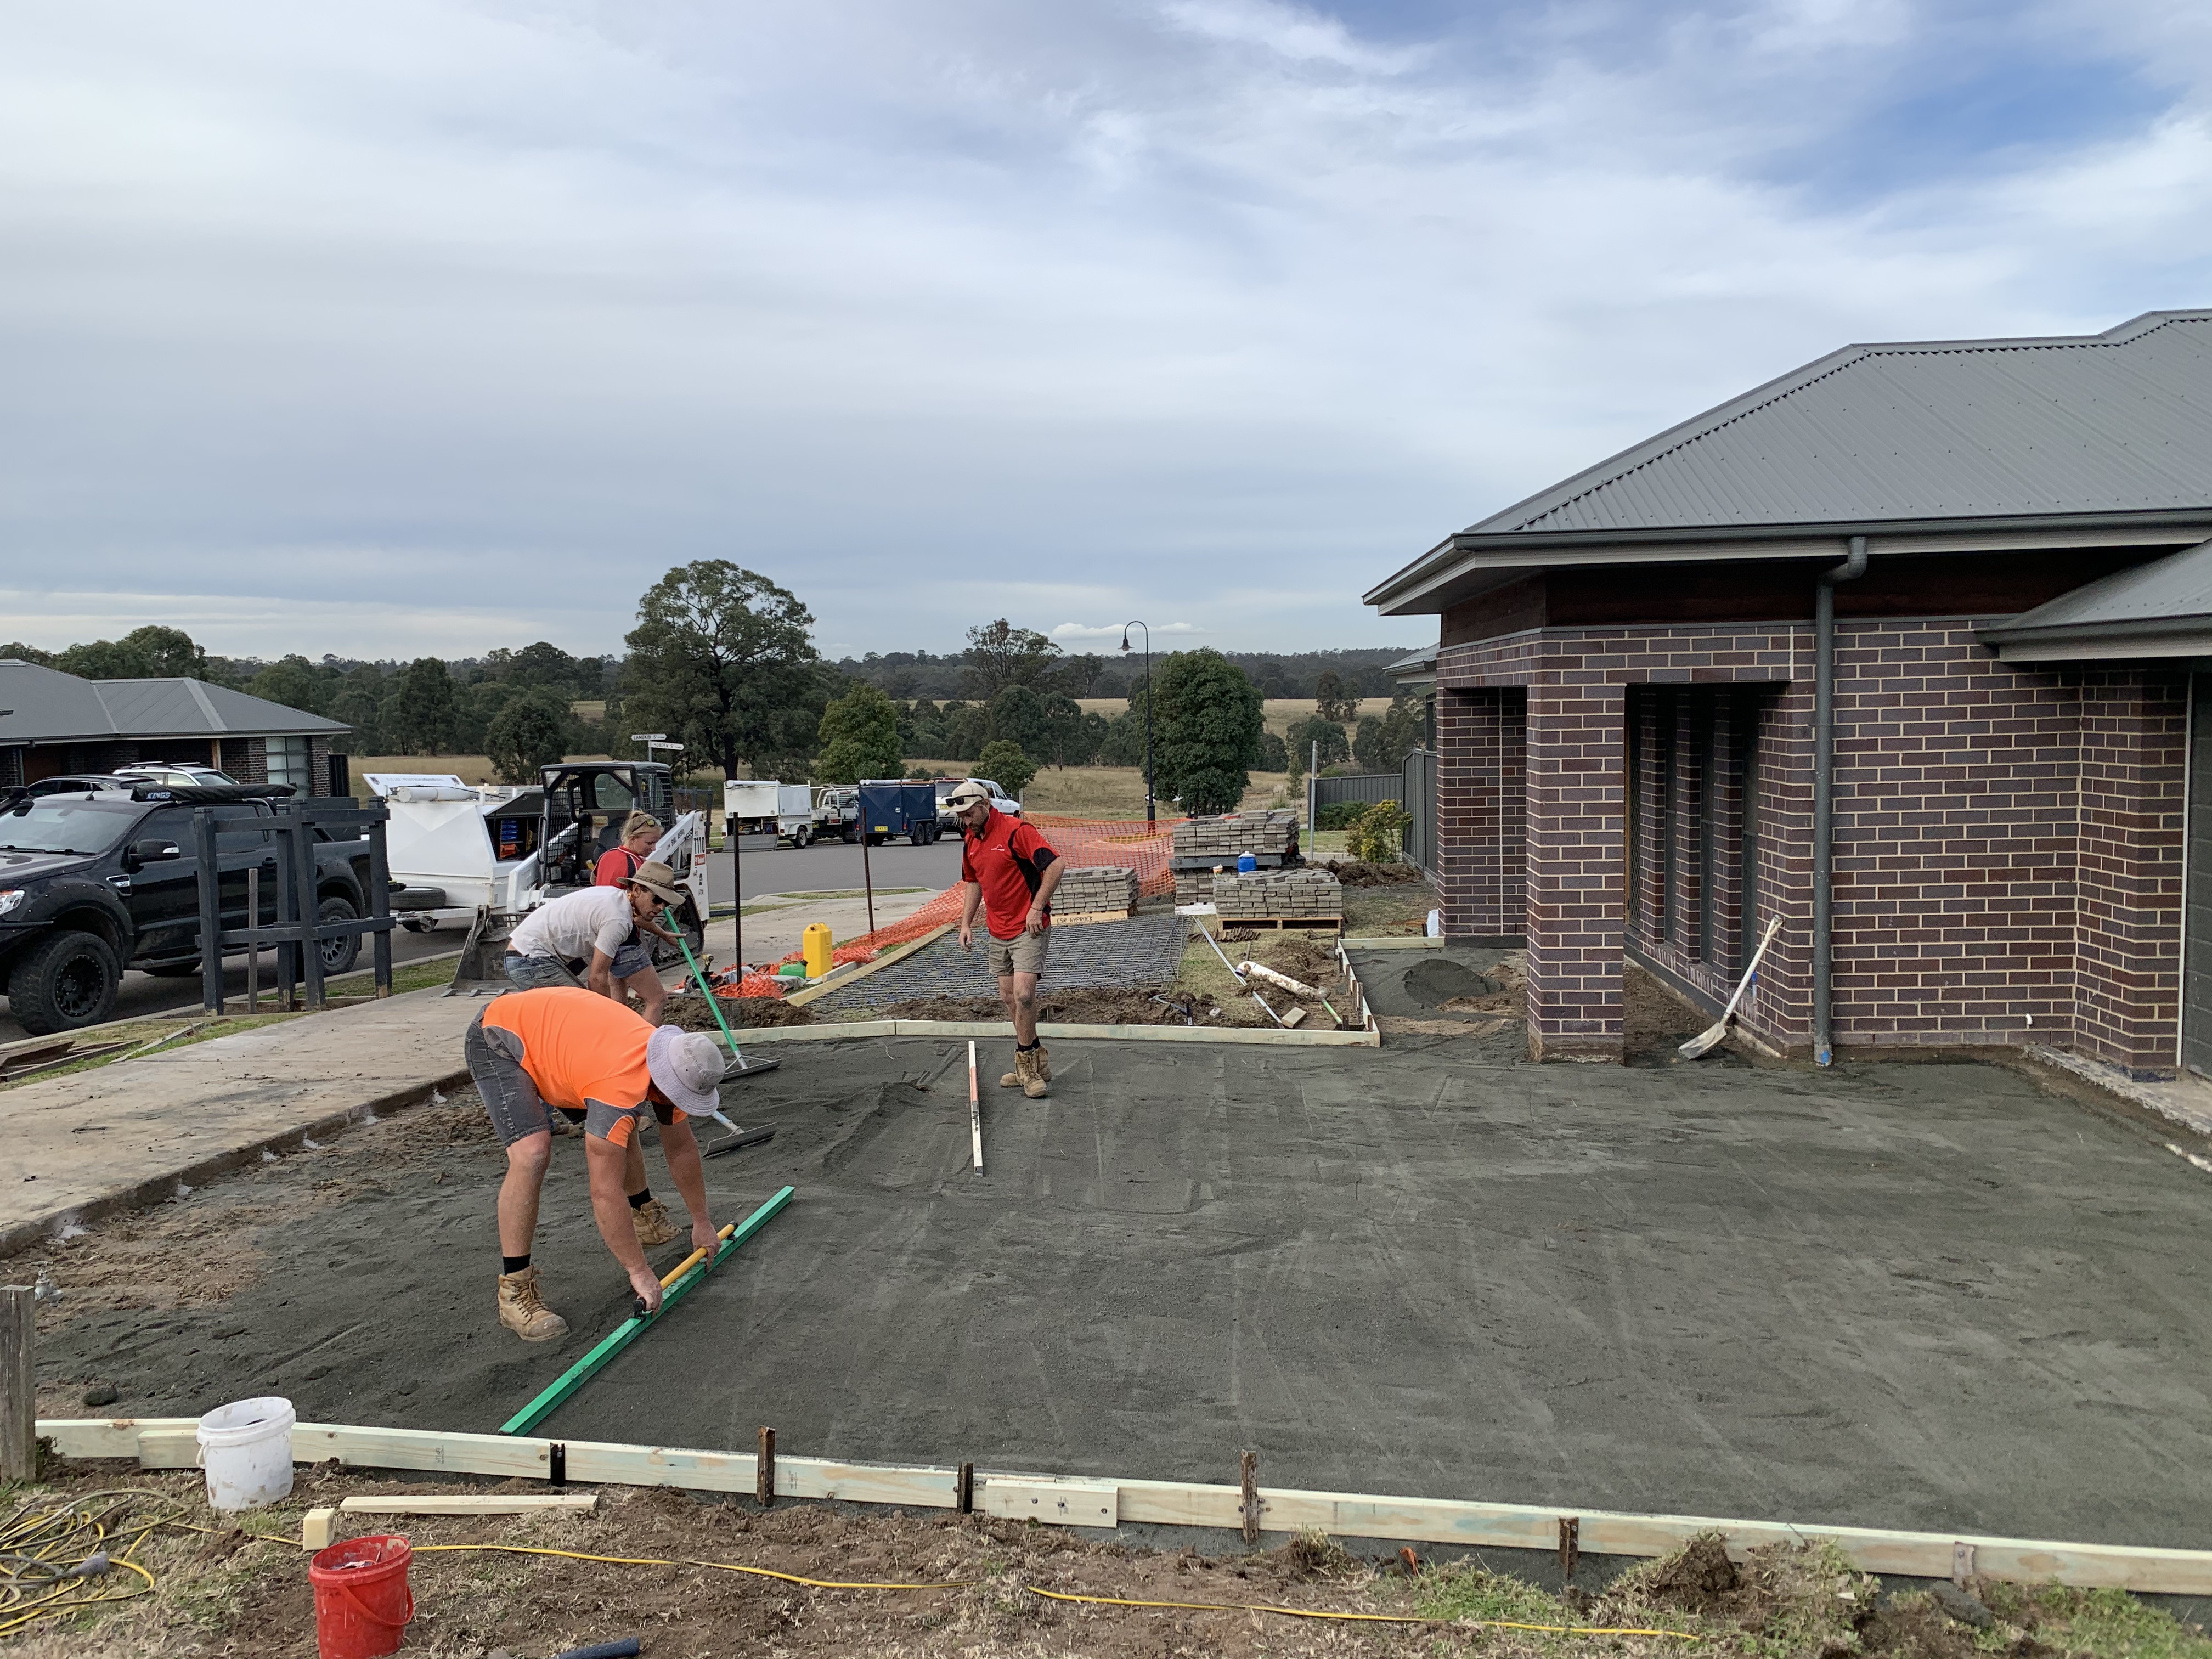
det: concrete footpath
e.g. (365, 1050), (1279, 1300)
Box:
(0, 988), (481, 1254)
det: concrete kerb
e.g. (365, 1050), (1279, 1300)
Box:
(0, 1065), (473, 1261)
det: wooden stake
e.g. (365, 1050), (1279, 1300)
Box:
(968, 1041), (983, 1172)
(0, 1286), (32, 1482)
(957, 1462), (975, 1514)
(1559, 1515), (1580, 1582)
(1239, 1451), (1260, 1545)
(757, 1425), (776, 1508)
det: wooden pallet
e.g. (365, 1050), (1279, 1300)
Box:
(1053, 908), (1137, 927)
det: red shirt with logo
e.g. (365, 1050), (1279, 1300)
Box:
(959, 810), (1059, 938)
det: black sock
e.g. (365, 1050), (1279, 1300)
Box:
(1017, 1040), (1039, 1052)
(628, 1188), (653, 1210)
(501, 1254), (531, 1276)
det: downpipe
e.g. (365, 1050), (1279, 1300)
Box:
(1813, 534), (1869, 1066)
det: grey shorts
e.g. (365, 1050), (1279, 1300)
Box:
(987, 928), (1048, 979)
(465, 1011), (674, 1147)
(504, 934), (651, 991)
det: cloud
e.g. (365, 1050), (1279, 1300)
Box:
(1049, 621), (1207, 642)
(0, 1), (2204, 661)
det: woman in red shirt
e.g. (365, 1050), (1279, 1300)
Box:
(594, 812), (664, 887)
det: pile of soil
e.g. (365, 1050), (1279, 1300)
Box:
(1326, 859), (1429, 887)
(24, 1465), (2137, 1659)
(1435, 952), (1525, 1015)
(668, 992), (816, 1030)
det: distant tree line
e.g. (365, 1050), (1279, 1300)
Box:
(2, 591), (1425, 806)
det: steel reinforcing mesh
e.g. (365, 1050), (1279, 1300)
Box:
(721, 814), (1187, 997)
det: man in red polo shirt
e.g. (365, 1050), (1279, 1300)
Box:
(950, 779), (1064, 1098)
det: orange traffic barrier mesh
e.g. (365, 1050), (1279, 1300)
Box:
(716, 814), (1186, 998)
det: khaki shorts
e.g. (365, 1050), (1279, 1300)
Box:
(986, 928), (1049, 979)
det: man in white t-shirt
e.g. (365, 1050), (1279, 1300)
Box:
(503, 860), (685, 1023)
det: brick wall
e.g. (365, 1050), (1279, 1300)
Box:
(1435, 614), (2187, 1068)
(222, 737), (266, 784)
(1434, 687), (1525, 938)
(2074, 670), (2187, 1074)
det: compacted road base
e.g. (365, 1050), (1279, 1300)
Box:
(34, 1028), (2212, 1561)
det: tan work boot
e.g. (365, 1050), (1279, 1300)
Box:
(1000, 1048), (1028, 1089)
(497, 1267), (569, 1343)
(1023, 1043), (1051, 1099)
(633, 1198), (681, 1247)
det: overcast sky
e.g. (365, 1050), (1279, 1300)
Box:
(2, 1), (2208, 663)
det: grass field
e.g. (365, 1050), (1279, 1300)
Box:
(348, 755), (1301, 821)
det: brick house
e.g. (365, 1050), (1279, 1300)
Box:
(1363, 309), (2212, 1075)
(0, 659), (350, 796)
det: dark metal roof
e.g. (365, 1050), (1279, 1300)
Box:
(1978, 537), (2212, 647)
(1368, 309), (2212, 614)
(0, 661), (348, 745)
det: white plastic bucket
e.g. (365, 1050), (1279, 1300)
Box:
(197, 1396), (296, 1512)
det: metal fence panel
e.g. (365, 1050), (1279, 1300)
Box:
(1311, 773), (1404, 811)
(1403, 749), (1437, 874)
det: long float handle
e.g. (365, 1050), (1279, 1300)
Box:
(499, 1186), (794, 1436)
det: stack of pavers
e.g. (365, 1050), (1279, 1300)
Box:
(1212, 866), (1344, 926)
(1052, 864), (1139, 920)
(1171, 810), (1303, 904)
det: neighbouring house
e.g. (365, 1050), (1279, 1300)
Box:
(0, 659), (350, 795)
(1363, 309), (2212, 1075)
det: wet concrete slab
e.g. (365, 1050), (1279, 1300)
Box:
(45, 1033), (2212, 1554)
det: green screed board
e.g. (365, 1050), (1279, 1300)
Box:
(499, 1185), (795, 1436)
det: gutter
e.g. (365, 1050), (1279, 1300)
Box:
(1813, 535), (1868, 1068)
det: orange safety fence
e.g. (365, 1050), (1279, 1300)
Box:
(716, 813), (1186, 999)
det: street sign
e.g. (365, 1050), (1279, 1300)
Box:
(630, 732), (668, 743)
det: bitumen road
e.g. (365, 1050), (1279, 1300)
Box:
(710, 833), (963, 905)
(0, 926), (458, 1047)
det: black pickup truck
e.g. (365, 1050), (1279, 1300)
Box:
(0, 785), (377, 1034)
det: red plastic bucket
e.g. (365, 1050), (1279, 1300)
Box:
(308, 1534), (414, 1659)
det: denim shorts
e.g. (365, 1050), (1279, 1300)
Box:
(504, 934), (651, 991)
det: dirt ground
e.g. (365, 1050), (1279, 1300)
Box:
(12, 1465), (2202, 1658)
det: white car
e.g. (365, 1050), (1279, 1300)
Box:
(936, 777), (1021, 831)
(114, 764), (239, 789)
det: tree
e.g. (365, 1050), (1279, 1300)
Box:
(387, 657), (458, 755)
(621, 562), (822, 780)
(988, 685), (1051, 754)
(0, 642), (53, 667)
(248, 655), (330, 716)
(1353, 695), (1424, 772)
(329, 667), (388, 753)
(454, 679), (518, 753)
(1313, 669), (1363, 725)
(1094, 712), (1143, 767)
(1285, 713), (1351, 772)
(1058, 652), (1110, 697)
(961, 619), (1060, 699)
(1251, 729), (1289, 772)
(486, 689), (577, 783)
(816, 683), (905, 784)
(1152, 649), (1262, 816)
(1041, 696), (1103, 768)
(975, 738), (1038, 799)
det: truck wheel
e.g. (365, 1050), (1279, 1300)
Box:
(841, 825), (857, 844)
(7, 931), (120, 1035)
(318, 896), (362, 975)
(793, 826), (811, 849)
(909, 827), (929, 847)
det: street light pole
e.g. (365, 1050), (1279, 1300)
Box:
(1120, 620), (1153, 824)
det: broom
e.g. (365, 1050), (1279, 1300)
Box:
(1678, 917), (1783, 1060)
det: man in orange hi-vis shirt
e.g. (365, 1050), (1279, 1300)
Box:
(465, 986), (724, 1342)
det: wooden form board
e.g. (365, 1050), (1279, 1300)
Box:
(41, 1417), (2212, 1594)
(341, 1493), (599, 1515)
